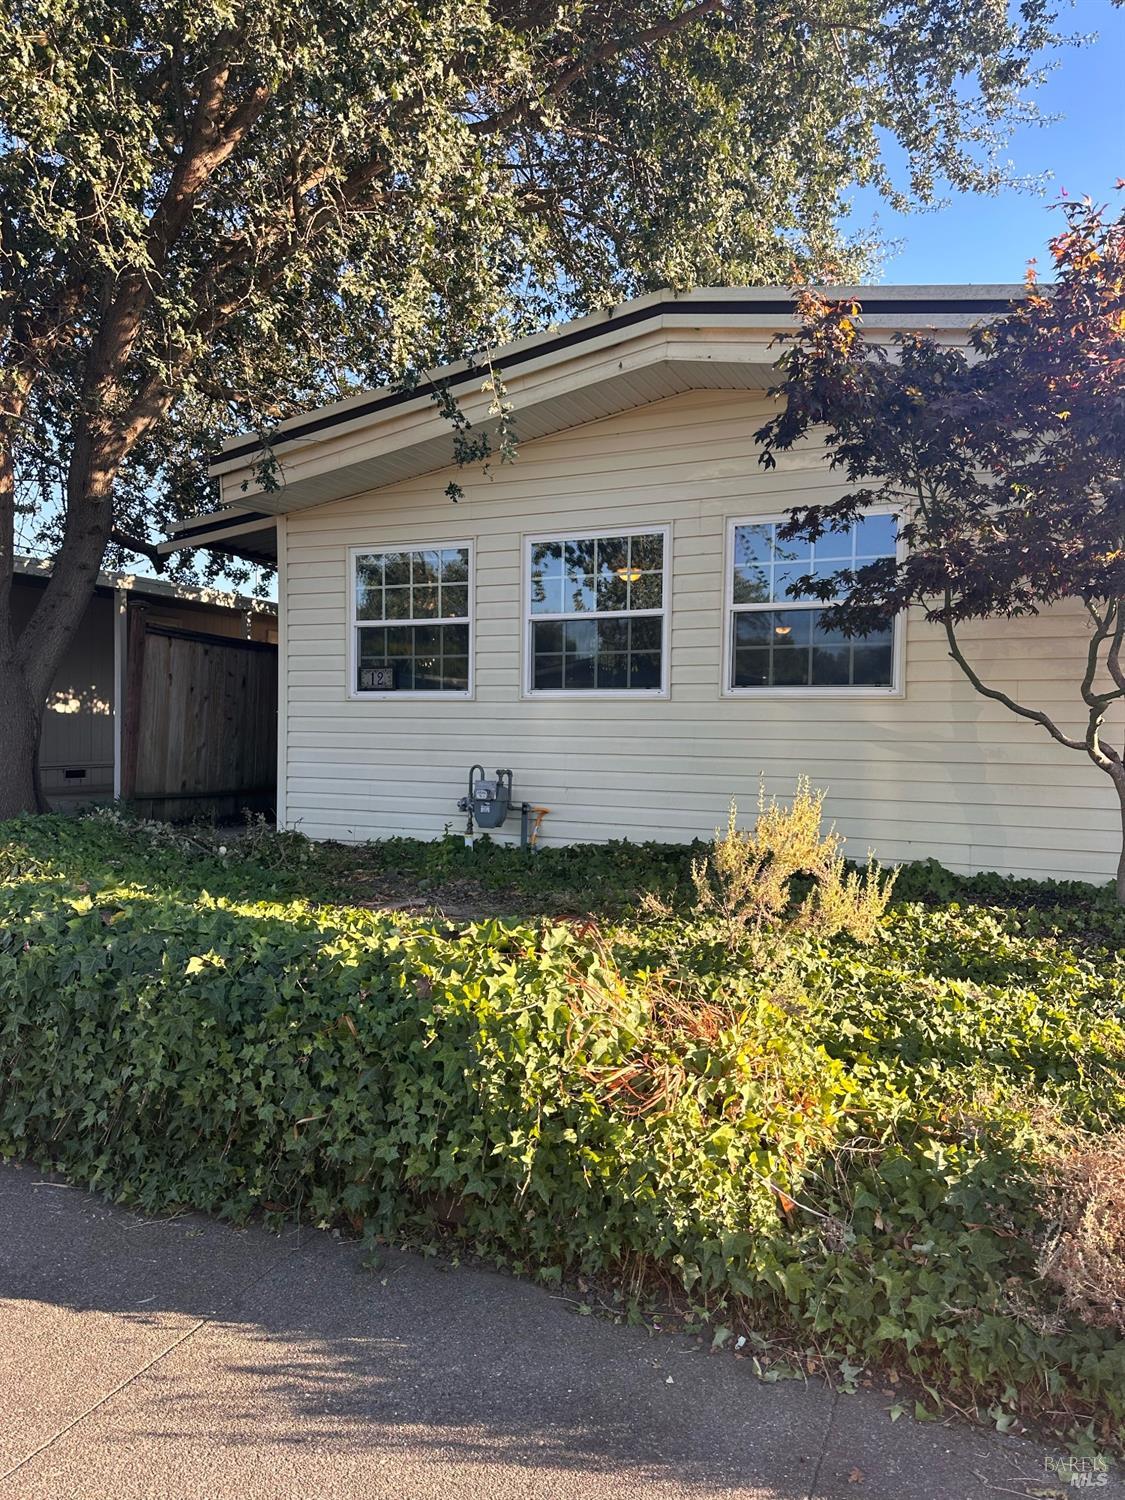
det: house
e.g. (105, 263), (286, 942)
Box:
(162, 286), (1121, 883)
(14, 558), (278, 821)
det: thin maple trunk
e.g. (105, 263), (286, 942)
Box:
(1089, 750), (1125, 907)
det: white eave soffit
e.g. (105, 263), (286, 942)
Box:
(208, 285), (1023, 515)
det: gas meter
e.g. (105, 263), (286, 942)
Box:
(458, 766), (513, 830)
(457, 765), (548, 848)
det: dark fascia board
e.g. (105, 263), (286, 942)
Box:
(16, 569), (117, 602)
(173, 508), (274, 544)
(211, 290), (1018, 470)
(154, 522), (278, 563)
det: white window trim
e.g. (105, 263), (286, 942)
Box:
(721, 510), (906, 698)
(521, 523), (672, 699)
(347, 540), (475, 701)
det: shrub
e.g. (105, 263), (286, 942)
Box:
(1, 814), (1123, 1452)
(690, 781), (896, 941)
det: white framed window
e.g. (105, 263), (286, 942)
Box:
(524, 526), (670, 696)
(723, 512), (901, 695)
(348, 542), (473, 698)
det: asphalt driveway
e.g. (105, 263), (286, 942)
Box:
(0, 1163), (1117, 1500)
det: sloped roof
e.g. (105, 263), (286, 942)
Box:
(163, 282), (1023, 564)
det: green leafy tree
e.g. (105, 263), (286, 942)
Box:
(1, 0), (1069, 817)
(757, 196), (1125, 897)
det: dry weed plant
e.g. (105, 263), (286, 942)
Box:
(689, 779), (897, 943)
(1037, 1129), (1125, 1334)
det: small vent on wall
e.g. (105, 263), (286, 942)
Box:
(63, 768), (88, 780)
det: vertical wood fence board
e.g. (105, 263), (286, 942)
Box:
(130, 623), (278, 819)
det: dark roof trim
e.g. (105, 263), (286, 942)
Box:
(212, 292), (1015, 468)
(14, 567), (257, 610)
(174, 508), (273, 542)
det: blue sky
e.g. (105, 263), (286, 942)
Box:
(846, 0), (1125, 285)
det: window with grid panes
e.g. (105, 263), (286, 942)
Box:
(353, 545), (471, 693)
(526, 530), (667, 693)
(728, 515), (897, 690)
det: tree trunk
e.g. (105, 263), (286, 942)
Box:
(0, 420), (45, 820)
(5, 427), (120, 811)
(0, 646), (46, 820)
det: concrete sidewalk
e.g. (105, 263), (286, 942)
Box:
(0, 1164), (1117, 1500)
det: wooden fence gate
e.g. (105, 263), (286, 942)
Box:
(120, 617), (278, 822)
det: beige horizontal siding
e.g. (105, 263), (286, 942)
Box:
(280, 389), (1122, 883)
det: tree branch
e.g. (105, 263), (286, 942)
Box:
(943, 609), (1088, 756)
(61, 33), (271, 476)
(468, 0), (729, 136)
(1078, 599), (1124, 708)
(1105, 599), (1125, 694)
(17, 40), (280, 700)
(1075, 599), (1125, 768)
(109, 528), (166, 572)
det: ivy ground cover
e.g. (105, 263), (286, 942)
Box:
(0, 813), (1122, 1452)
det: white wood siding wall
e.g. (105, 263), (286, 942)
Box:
(282, 389), (1120, 883)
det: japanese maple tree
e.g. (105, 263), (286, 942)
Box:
(757, 197), (1125, 896)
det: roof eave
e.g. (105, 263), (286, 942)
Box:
(209, 284), (1023, 486)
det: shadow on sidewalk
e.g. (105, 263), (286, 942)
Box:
(0, 1164), (1113, 1500)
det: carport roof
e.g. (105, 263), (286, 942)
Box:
(14, 555), (275, 613)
